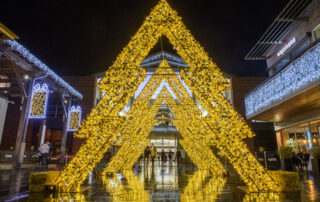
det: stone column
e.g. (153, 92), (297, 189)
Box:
(13, 79), (33, 167)
(38, 119), (47, 147)
(59, 99), (71, 164)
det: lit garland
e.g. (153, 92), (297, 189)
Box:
(54, 0), (280, 193)
(4, 40), (82, 99)
(245, 42), (320, 118)
(104, 68), (171, 174)
(67, 106), (82, 132)
(29, 83), (49, 119)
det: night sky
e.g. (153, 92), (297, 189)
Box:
(0, 0), (289, 77)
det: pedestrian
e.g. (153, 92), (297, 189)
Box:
(144, 146), (150, 163)
(176, 149), (182, 164)
(151, 143), (156, 166)
(48, 141), (53, 158)
(39, 141), (50, 165)
(168, 149), (173, 161)
(106, 151), (111, 162)
(161, 150), (166, 162)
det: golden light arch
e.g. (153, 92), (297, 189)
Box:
(54, 0), (279, 192)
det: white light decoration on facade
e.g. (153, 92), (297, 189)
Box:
(245, 42), (320, 118)
(29, 83), (49, 119)
(4, 40), (82, 99)
(67, 106), (82, 132)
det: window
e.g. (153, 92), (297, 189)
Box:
(271, 38), (310, 75)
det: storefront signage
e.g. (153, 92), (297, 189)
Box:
(277, 38), (296, 57)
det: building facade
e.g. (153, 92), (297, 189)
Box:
(78, 51), (270, 154)
(245, 0), (320, 153)
(0, 23), (83, 165)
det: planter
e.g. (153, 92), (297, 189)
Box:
(280, 158), (293, 171)
(312, 158), (320, 176)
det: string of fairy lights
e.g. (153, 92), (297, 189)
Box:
(54, 0), (280, 193)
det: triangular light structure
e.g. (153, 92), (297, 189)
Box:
(54, 0), (279, 192)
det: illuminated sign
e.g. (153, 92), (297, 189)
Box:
(29, 84), (49, 119)
(277, 38), (296, 57)
(67, 106), (82, 132)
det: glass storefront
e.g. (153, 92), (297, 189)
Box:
(277, 120), (320, 153)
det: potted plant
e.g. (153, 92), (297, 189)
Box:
(278, 146), (293, 171)
(311, 146), (320, 176)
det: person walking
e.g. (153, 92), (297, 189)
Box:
(168, 150), (173, 161)
(151, 143), (156, 166)
(39, 141), (50, 165)
(144, 146), (150, 163)
(176, 149), (182, 164)
(48, 141), (54, 158)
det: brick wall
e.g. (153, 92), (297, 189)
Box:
(63, 76), (96, 154)
(230, 77), (277, 151)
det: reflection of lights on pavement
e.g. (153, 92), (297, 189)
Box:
(181, 170), (227, 201)
(103, 170), (149, 201)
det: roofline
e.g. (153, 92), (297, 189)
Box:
(4, 40), (83, 99)
(245, 0), (315, 61)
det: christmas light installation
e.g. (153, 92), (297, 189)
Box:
(29, 83), (49, 119)
(103, 61), (225, 177)
(67, 106), (82, 132)
(245, 42), (320, 118)
(53, 0), (280, 192)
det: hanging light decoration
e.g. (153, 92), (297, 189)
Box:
(29, 83), (49, 119)
(67, 106), (82, 132)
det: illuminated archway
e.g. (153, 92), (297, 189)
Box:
(54, 0), (278, 192)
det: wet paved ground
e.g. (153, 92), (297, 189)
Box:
(0, 161), (319, 201)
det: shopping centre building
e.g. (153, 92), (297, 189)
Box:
(0, 23), (83, 165)
(87, 51), (275, 154)
(245, 0), (320, 153)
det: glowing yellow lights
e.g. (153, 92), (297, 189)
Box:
(29, 83), (49, 119)
(53, 0), (280, 193)
(67, 106), (82, 132)
(68, 112), (80, 130)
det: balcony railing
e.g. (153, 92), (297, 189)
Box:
(245, 41), (320, 118)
